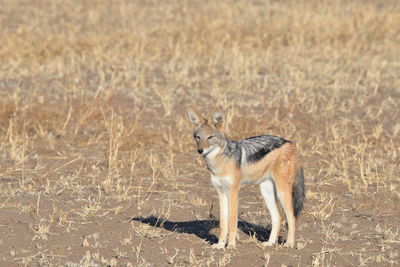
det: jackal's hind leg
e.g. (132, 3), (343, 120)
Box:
(260, 179), (281, 246)
(277, 185), (296, 248)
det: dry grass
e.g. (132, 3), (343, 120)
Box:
(0, 0), (399, 266)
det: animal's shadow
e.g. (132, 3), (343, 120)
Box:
(132, 215), (283, 245)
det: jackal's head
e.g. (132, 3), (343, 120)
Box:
(187, 107), (225, 157)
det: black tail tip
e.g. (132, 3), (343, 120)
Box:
(293, 167), (306, 218)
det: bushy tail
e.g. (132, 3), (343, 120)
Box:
(292, 167), (305, 218)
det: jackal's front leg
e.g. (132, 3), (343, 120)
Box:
(211, 190), (228, 249)
(227, 185), (239, 249)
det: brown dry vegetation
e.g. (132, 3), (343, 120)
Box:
(0, 0), (399, 266)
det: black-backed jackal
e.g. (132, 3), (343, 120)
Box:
(187, 107), (305, 249)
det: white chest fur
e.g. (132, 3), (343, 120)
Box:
(211, 175), (232, 191)
(204, 147), (222, 174)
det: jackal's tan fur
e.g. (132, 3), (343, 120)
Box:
(187, 107), (305, 249)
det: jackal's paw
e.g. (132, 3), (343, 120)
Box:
(226, 243), (236, 250)
(283, 242), (295, 248)
(211, 242), (225, 249)
(262, 241), (276, 247)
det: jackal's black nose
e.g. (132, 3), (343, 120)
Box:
(197, 148), (204, 154)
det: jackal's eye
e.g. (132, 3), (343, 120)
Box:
(194, 135), (200, 142)
(208, 135), (216, 140)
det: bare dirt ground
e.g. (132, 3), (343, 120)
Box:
(0, 0), (399, 266)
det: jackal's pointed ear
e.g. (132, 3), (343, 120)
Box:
(187, 107), (205, 125)
(212, 111), (224, 130)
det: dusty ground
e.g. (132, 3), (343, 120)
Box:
(0, 0), (399, 266)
